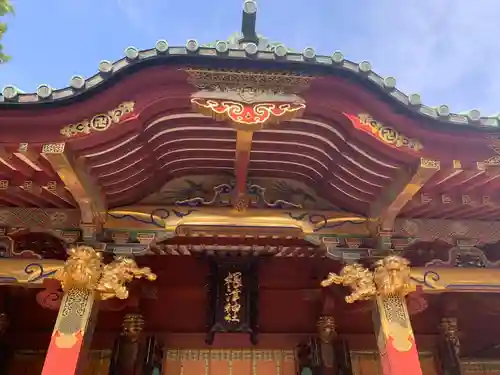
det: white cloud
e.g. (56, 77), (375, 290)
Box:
(357, 0), (500, 114)
(115, 0), (161, 39)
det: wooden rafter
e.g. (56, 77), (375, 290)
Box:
(42, 142), (107, 239)
(369, 158), (440, 234)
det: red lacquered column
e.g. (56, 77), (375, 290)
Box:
(373, 294), (423, 375)
(41, 288), (98, 375)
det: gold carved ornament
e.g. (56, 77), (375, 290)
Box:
(55, 245), (156, 300)
(224, 271), (243, 323)
(344, 113), (423, 153)
(191, 98), (305, 129)
(321, 256), (415, 353)
(320, 255), (412, 303)
(60, 102), (135, 138)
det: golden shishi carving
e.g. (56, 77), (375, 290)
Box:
(96, 256), (156, 300)
(55, 245), (157, 300)
(321, 263), (376, 303)
(321, 255), (412, 303)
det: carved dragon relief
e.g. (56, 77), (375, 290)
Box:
(145, 176), (337, 210)
(321, 255), (412, 303)
(169, 180), (302, 209)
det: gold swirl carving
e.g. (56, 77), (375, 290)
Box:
(354, 113), (423, 152)
(224, 271), (243, 323)
(320, 256), (412, 303)
(55, 245), (156, 300)
(60, 102), (135, 138)
(191, 98), (305, 128)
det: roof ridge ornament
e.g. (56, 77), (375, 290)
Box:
(241, 0), (258, 44)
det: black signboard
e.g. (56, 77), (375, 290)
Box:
(206, 258), (258, 345)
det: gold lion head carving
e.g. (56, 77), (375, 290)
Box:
(373, 255), (412, 297)
(55, 245), (103, 291)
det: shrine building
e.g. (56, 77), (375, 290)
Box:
(0, 2), (500, 375)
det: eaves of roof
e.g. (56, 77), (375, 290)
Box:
(0, 41), (497, 134)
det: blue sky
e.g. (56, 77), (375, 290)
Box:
(1, 0), (500, 115)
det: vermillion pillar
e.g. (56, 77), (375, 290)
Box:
(373, 294), (422, 375)
(41, 289), (98, 375)
(40, 245), (157, 375)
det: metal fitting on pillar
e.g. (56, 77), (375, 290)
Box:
(122, 313), (145, 342)
(317, 315), (336, 344)
(440, 317), (460, 355)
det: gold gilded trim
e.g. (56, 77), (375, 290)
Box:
(2, 252), (500, 295)
(107, 207), (368, 235)
(322, 255), (500, 296)
(60, 102), (135, 138)
(191, 98), (305, 129)
(185, 68), (313, 95)
(346, 113), (423, 152)
(375, 294), (415, 352)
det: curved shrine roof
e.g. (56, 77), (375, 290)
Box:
(0, 1), (499, 222)
(0, 37), (498, 130)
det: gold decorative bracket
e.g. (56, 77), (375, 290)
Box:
(42, 143), (107, 240)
